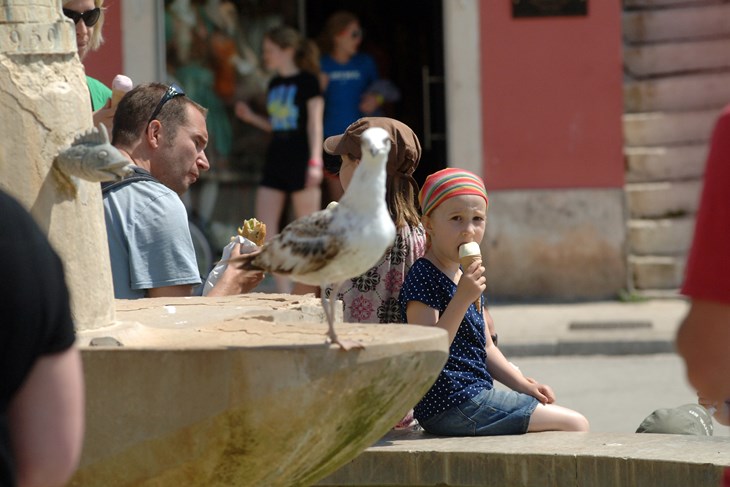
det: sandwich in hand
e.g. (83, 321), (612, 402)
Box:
(237, 218), (267, 246)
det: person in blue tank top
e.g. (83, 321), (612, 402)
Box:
(399, 168), (590, 436)
(317, 11), (384, 201)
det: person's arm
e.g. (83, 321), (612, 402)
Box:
(484, 335), (550, 404)
(8, 348), (84, 487)
(92, 98), (116, 134)
(305, 95), (324, 188)
(358, 55), (383, 115)
(676, 299), (730, 417)
(234, 101), (272, 133)
(206, 243), (264, 296)
(359, 93), (382, 115)
(147, 284), (195, 298)
(319, 72), (329, 92)
(676, 107), (730, 418)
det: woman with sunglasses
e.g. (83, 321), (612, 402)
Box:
(317, 11), (385, 201)
(63, 0), (115, 130)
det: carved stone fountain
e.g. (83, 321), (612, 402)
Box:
(0, 2), (448, 486)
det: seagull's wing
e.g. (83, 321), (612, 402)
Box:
(253, 209), (344, 277)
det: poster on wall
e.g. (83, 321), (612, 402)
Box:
(512, 0), (588, 18)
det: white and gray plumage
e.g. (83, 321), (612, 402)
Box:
(233, 127), (396, 350)
(53, 124), (133, 196)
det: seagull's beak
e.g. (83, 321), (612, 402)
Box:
(369, 137), (391, 157)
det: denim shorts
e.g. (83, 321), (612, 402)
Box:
(420, 388), (539, 436)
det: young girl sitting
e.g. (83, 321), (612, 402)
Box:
(322, 117), (426, 325)
(399, 168), (589, 436)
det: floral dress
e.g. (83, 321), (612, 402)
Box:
(324, 224), (426, 324)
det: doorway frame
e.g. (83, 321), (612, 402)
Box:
(443, 0), (483, 177)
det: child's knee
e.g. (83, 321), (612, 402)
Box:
(565, 411), (590, 432)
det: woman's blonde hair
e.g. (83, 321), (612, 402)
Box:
(63, 0), (106, 51)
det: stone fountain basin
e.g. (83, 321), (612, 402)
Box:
(69, 294), (448, 487)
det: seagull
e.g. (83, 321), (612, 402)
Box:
(232, 127), (396, 350)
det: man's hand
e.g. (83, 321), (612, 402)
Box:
(207, 243), (264, 296)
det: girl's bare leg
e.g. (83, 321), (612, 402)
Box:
(255, 186), (291, 293)
(527, 403), (590, 432)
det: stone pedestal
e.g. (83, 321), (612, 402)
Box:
(69, 294), (449, 487)
(0, 0), (115, 329)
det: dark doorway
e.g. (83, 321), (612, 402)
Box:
(304, 0), (446, 187)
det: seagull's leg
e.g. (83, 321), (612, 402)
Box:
(324, 281), (364, 351)
(321, 288), (333, 331)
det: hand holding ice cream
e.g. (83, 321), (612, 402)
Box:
(111, 74), (133, 108)
(459, 242), (483, 313)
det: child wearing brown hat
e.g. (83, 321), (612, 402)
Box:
(322, 117), (426, 327)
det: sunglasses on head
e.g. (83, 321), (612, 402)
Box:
(63, 7), (101, 27)
(148, 83), (186, 124)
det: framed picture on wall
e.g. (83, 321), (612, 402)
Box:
(512, 0), (588, 18)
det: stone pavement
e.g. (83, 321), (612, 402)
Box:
(487, 298), (690, 357)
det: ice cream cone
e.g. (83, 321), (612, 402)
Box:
(459, 242), (482, 313)
(111, 74), (133, 108)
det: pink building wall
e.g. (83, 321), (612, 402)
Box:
(480, 3), (624, 190)
(84, 0), (123, 88)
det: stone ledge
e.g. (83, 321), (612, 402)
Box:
(319, 429), (729, 487)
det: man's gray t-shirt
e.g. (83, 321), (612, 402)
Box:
(103, 179), (201, 299)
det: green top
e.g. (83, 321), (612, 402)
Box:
(86, 75), (112, 111)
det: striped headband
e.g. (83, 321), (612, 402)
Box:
(419, 168), (488, 217)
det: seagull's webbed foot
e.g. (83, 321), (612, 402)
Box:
(322, 282), (364, 351)
(329, 334), (365, 351)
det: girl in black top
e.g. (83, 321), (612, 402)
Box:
(235, 26), (324, 294)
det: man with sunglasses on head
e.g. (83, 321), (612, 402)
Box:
(104, 82), (264, 299)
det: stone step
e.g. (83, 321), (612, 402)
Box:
(625, 180), (702, 218)
(625, 0), (726, 9)
(630, 255), (686, 289)
(624, 71), (730, 113)
(624, 38), (730, 78)
(623, 3), (730, 43)
(628, 217), (695, 254)
(632, 288), (682, 299)
(625, 144), (707, 182)
(320, 430), (729, 487)
(623, 108), (719, 147)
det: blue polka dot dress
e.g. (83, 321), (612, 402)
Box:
(399, 258), (492, 423)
